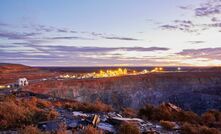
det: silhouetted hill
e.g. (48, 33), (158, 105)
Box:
(0, 63), (37, 73)
(0, 63), (57, 85)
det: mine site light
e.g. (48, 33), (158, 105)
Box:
(59, 67), (166, 79)
(0, 85), (5, 89)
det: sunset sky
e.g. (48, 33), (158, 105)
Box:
(0, 0), (221, 66)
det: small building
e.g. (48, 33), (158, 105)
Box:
(17, 78), (29, 87)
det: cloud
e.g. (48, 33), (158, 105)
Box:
(177, 47), (221, 60)
(206, 22), (221, 28)
(179, 0), (221, 18)
(57, 29), (68, 33)
(1, 23), (142, 42)
(0, 45), (169, 63)
(90, 32), (104, 36)
(32, 25), (55, 32)
(195, 7), (220, 16)
(174, 20), (193, 25)
(194, 0), (221, 17)
(32, 46), (169, 53)
(0, 27), (93, 43)
(120, 47), (169, 51)
(0, 30), (40, 40)
(0, 22), (9, 27)
(160, 0), (221, 33)
(187, 41), (205, 44)
(211, 17), (221, 22)
(26, 24), (72, 33)
(70, 30), (78, 33)
(49, 36), (93, 40)
(160, 20), (197, 33)
(161, 25), (177, 30)
(0, 45), (172, 66)
(160, 19), (221, 33)
(26, 24), (138, 40)
(102, 36), (140, 41)
(190, 0), (221, 22)
(179, 5), (193, 10)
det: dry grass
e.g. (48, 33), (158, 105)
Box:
(64, 100), (112, 112)
(0, 96), (59, 130)
(201, 110), (221, 128)
(29, 97), (52, 108)
(0, 98), (28, 129)
(122, 108), (137, 118)
(19, 125), (43, 134)
(202, 112), (216, 125)
(160, 120), (176, 130)
(56, 123), (67, 134)
(181, 123), (221, 134)
(139, 103), (221, 134)
(54, 101), (62, 107)
(117, 122), (140, 134)
(82, 125), (103, 134)
(139, 103), (200, 124)
(175, 111), (201, 124)
(92, 100), (113, 112)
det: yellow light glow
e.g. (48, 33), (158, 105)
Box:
(59, 67), (165, 79)
(0, 85), (5, 89)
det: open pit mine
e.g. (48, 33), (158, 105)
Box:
(25, 70), (221, 114)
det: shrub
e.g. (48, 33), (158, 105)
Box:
(0, 99), (28, 129)
(19, 125), (42, 134)
(138, 104), (155, 120)
(181, 123), (199, 134)
(160, 120), (176, 130)
(82, 125), (103, 134)
(199, 126), (221, 134)
(0, 97), (59, 130)
(56, 123), (67, 134)
(64, 100), (112, 112)
(22, 98), (59, 123)
(209, 110), (221, 122)
(139, 103), (178, 121)
(212, 122), (221, 129)
(54, 101), (62, 107)
(202, 112), (216, 125)
(139, 103), (221, 133)
(29, 97), (52, 108)
(139, 103), (201, 124)
(175, 111), (201, 124)
(122, 108), (137, 118)
(36, 99), (52, 108)
(47, 109), (59, 120)
(181, 123), (221, 134)
(92, 100), (113, 112)
(118, 122), (140, 134)
(155, 104), (174, 121)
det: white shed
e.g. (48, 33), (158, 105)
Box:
(17, 78), (29, 86)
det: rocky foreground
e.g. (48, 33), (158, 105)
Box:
(0, 91), (221, 134)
